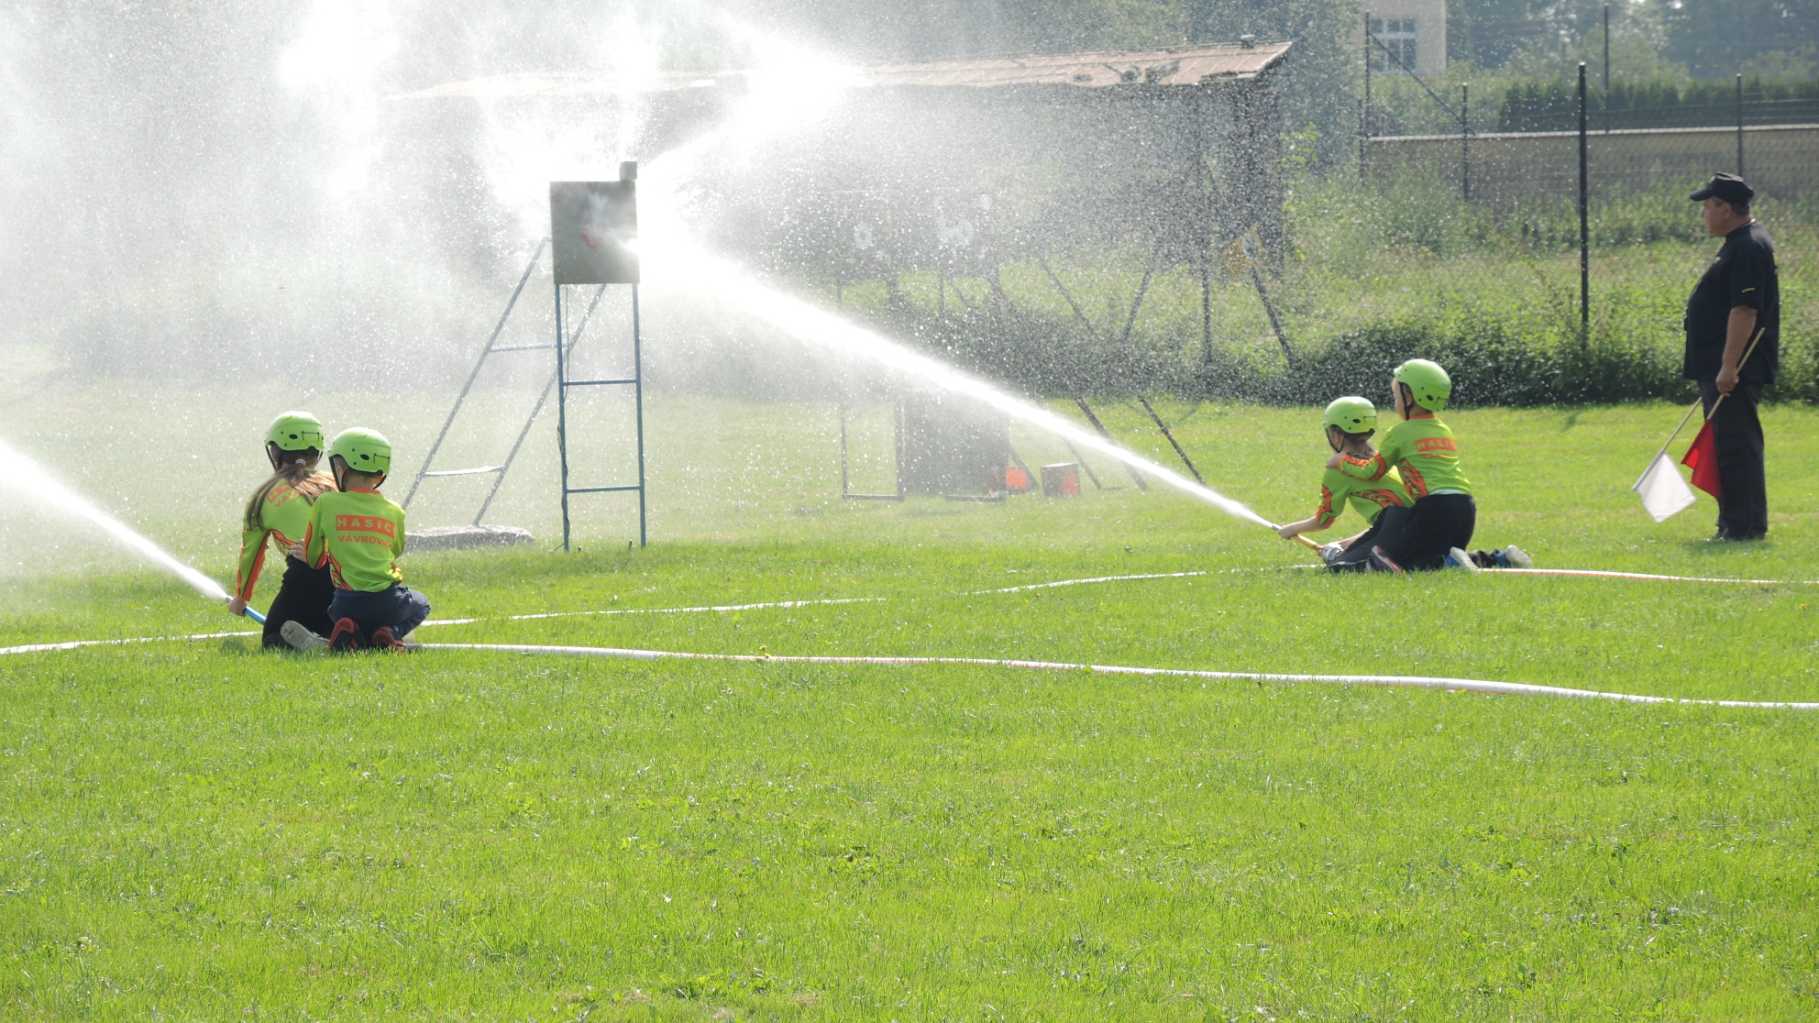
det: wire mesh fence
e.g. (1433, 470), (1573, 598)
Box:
(1326, 42), (1819, 407)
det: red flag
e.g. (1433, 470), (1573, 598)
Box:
(1681, 421), (1722, 498)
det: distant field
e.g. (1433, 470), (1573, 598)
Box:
(4, 390), (1818, 1020)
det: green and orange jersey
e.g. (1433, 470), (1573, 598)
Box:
(1314, 460), (1410, 530)
(234, 472), (334, 601)
(1337, 414), (1472, 499)
(302, 487), (408, 592)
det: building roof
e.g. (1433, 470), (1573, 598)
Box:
(393, 40), (1292, 102)
(852, 41), (1291, 89)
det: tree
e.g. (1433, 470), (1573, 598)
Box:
(1654, 0), (1819, 77)
(1188, 0), (1363, 169)
(1448, 0), (1557, 68)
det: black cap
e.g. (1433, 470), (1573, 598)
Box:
(1690, 172), (1754, 204)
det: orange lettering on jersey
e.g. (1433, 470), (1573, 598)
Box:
(334, 513), (397, 539)
(1414, 437), (1456, 454)
(1402, 464), (1428, 497)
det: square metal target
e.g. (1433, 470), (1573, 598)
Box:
(550, 180), (639, 285)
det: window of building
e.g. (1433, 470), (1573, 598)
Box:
(1368, 17), (1418, 72)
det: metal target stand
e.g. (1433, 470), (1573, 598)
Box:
(550, 162), (647, 550)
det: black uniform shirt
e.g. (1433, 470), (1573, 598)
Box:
(1684, 221), (1779, 384)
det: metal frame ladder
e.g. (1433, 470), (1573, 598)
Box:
(401, 238), (610, 526)
(552, 276), (646, 550)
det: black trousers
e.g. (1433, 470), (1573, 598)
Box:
(261, 556), (337, 649)
(1377, 493), (1476, 571)
(1329, 505), (1403, 571)
(1698, 380), (1767, 538)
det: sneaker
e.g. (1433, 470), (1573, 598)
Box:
(395, 629), (422, 651)
(370, 626), (405, 652)
(1498, 544), (1534, 569)
(1444, 547), (1480, 572)
(279, 620), (328, 654)
(327, 617), (362, 654)
(1368, 546), (1405, 575)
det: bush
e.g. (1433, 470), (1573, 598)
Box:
(1192, 318), (1686, 408)
(1497, 76), (1819, 132)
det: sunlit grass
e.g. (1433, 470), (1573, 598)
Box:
(4, 400), (1819, 1019)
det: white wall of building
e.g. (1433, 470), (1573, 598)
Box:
(1361, 0), (1448, 77)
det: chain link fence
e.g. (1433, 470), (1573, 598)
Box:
(1318, 49), (1819, 406)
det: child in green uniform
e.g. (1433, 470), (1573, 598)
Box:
(282, 428), (430, 652)
(1336, 359), (1529, 572)
(230, 411), (336, 649)
(1277, 396), (1411, 572)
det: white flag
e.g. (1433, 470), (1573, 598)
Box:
(1633, 452), (1695, 522)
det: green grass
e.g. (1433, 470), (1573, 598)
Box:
(4, 397), (1819, 1020)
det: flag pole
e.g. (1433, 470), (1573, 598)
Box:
(1693, 325), (1766, 429)
(1635, 326), (1764, 487)
(1634, 396), (1704, 488)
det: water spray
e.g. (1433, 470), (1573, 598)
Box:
(447, 9), (1319, 556)
(0, 436), (262, 621)
(616, 75), (1314, 552)
(647, 228), (1298, 538)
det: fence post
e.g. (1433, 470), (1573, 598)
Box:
(1602, 4), (1611, 133)
(1736, 73), (1745, 176)
(1577, 63), (1589, 347)
(1461, 84), (1471, 201)
(1360, 11), (1372, 179)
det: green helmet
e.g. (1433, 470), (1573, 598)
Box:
(1322, 396), (1377, 436)
(329, 427), (392, 475)
(266, 411), (325, 453)
(1393, 358), (1453, 412)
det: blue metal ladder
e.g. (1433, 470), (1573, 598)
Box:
(553, 271), (646, 550)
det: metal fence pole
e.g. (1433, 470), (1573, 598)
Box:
(1736, 73), (1745, 175)
(1361, 11), (1372, 178)
(1602, 4), (1611, 132)
(1578, 63), (1590, 346)
(1461, 84), (1471, 201)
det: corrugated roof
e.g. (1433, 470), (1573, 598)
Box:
(393, 41), (1291, 102)
(861, 41), (1292, 89)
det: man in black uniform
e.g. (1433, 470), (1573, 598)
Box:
(1684, 172), (1779, 541)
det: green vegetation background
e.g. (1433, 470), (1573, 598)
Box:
(831, 183), (1816, 406)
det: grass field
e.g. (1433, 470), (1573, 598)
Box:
(4, 390), (1819, 1020)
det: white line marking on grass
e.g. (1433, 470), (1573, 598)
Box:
(1491, 567), (1819, 586)
(421, 595), (889, 628)
(6, 627), (1810, 709)
(0, 573), (1215, 657)
(421, 642), (1819, 711)
(965, 570), (1213, 594)
(0, 630), (256, 657)
(420, 571), (1237, 627)
(3, 566), (1814, 663)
